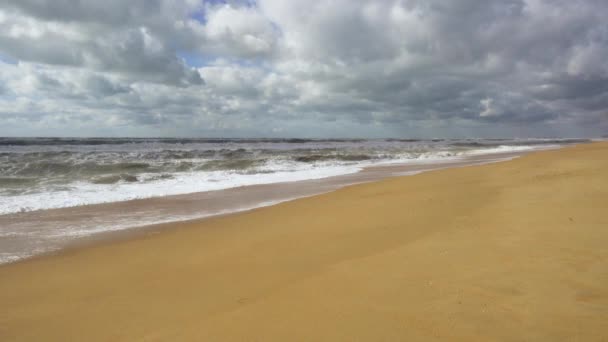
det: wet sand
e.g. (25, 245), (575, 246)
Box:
(1, 142), (607, 340)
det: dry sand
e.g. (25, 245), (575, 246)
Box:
(1, 142), (607, 341)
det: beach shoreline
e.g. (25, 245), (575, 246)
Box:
(1, 142), (607, 340)
(0, 148), (537, 265)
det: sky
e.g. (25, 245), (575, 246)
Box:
(0, 0), (607, 138)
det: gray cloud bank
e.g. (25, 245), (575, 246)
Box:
(0, 0), (607, 137)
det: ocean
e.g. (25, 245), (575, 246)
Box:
(0, 137), (585, 263)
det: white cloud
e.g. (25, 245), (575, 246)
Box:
(479, 98), (497, 117)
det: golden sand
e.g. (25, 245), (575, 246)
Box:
(1, 142), (607, 341)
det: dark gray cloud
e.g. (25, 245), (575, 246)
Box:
(0, 0), (607, 137)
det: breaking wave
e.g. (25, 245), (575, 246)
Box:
(0, 138), (586, 214)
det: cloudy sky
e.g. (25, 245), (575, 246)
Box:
(0, 0), (607, 138)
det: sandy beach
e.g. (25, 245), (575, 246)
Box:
(1, 142), (607, 340)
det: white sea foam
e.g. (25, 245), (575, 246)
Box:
(0, 163), (362, 215)
(465, 145), (531, 155)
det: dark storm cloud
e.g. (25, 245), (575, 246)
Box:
(0, 0), (607, 137)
